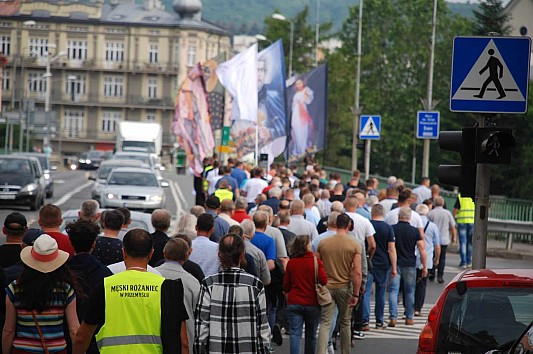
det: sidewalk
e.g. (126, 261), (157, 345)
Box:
(448, 239), (533, 262)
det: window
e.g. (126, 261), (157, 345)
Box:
(101, 111), (121, 133)
(63, 110), (84, 138)
(146, 113), (156, 122)
(0, 35), (10, 56)
(187, 45), (196, 66)
(28, 71), (46, 93)
(2, 69), (9, 91)
(147, 78), (157, 99)
(105, 42), (124, 62)
(29, 38), (49, 57)
(103, 75), (124, 97)
(67, 40), (88, 60)
(149, 43), (158, 64)
(65, 74), (86, 100)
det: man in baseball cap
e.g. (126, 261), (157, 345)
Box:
(0, 212), (27, 268)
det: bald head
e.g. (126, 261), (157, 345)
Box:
(151, 209), (172, 231)
(290, 199), (304, 216)
(331, 201), (343, 213)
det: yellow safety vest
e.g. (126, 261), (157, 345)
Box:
(214, 188), (233, 202)
(456, 195), (475, 224)
(203, 166), (213, 192)
(96, 270), (165, 354)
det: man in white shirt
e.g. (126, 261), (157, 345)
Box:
(385, 190), (425, 240)
(189, 213), (220, 276)
(242, 167), (268, 211)
(344, 196), (376, 257)
(412, 177), (432, 204)
(286, 200), (319, 240)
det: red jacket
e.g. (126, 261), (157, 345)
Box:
(232, 209), (251, 223)
(283, 252), (328, 306)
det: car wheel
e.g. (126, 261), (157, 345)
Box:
(46, 188), (54, 198)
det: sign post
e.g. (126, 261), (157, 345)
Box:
(450, 36), (531, 269)
(359, 115), (381, 181)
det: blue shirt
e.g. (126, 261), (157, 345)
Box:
(304, 209), (320, 226)
(215, 175), (240, 195)
(417, 216), (441, 270)
(231, 167), (247, 189)
(206, 210), (230, 243)
(356, 207), (371, 220)
(251, 231), (276, 261)
(370, 220), (395, 269)
(392, 221), (422, 268)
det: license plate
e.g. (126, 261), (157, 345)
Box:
(124, 203), (141, 209)
(0, 195), (16, 200)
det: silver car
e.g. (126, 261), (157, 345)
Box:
(89, 159), (149, 202)
(112, 151), (163, 179)
(100, 167), (168, 212)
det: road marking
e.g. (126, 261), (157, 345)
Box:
(54, 181), (93, 207)
(169, 181), (184, 217)
(54, 179), (66, 184)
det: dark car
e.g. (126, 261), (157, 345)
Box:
(13, 152), (54, 197)
(417, 268), (533, 354)
(77, 150), (108, 170)
(0, 155), (46, 210)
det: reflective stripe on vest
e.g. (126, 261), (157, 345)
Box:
(97, 335), (162, 349)
(456, 195), (475, 224)
(96, 271), (164, 354)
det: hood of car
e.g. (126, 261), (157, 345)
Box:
(103, 185), (163, 195)
(0, 174), (35, 187)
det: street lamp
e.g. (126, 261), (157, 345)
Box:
(254, 34), (272, 44)
(44, 49), (66, 148)
(272, 13), (294, 77)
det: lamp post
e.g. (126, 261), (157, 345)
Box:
(43, 48), (66, 149)
(272, 13), (294, 77)
(254, 34), (272, 45)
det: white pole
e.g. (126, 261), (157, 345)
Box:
(351, 0), (363, 171)
(255, 124), (259, 166)
(315, 0), (320, 67)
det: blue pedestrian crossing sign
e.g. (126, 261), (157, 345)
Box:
(359, 115), (381, 140)
(450, 36), (531, 114)
(417, 111), (440, 139)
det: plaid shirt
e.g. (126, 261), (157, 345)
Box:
(194, 268), (270, 354)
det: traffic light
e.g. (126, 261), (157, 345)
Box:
(475, 128), (515, 164)
(437, 128), (476, 198)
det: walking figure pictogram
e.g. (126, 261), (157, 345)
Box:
(474, 49), (506, 99)
(368, 121), (375, 134)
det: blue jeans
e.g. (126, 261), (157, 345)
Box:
(388, 266), (416, 320)
(363, 267), (391, 324)
(458, 223), (473, 266)
(286, 304), (321, 354)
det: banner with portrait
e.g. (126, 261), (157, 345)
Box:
(202, 52), (226, 131)
(229, 40), (288, 161)
(287, 63), (328, 162)
(172, 64), (215, 176)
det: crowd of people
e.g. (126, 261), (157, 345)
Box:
(0, 156), (475, 354)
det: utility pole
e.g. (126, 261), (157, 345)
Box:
(351, 0), (363, 172)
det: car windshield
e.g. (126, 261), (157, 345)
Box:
(108, 171), (158, 187)
(87, 151), (105, 159)
(115, 155), (152, 167)
(0, 159), (32, 174)
(437, 287), (533, 354)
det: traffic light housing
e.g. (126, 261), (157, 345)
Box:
(437, 128), (476, 198)
(475, 128), (515, 164)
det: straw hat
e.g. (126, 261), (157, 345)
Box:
(20, 234), (69, 273)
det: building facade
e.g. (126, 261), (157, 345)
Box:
(0, 0), (230, 155)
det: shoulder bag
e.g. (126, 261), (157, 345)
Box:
(314, 257), (332, 306)
(31, 311), (50, 354)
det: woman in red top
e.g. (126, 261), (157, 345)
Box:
(283, 235), (328, 354)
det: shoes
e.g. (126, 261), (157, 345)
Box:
(405, 319), (415, 325)
(352, 331), (365, 340)
(467, 263), (472, 268)
(388, 319), (397, 327)
(327, 345), (335, 354)
(414, 311), (421, 317)
(428, 275), (435, 282)
(272, 324), (283, 346)
(267, 345), (275, 353)
(438, 277), (445, 284)
(375, 322), (386, 329)
(361, 322), (370, 331)
(460, 264), (467, 269)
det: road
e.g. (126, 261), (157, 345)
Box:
(1, 170), (531, 353)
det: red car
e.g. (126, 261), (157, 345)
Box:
(417, 269), (533, 354)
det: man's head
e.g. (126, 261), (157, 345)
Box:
(284, 188), (295, 201)
(398, 207), (412, 222)
(66, 219), (100, 254)
(3, 212), (27, 238)
(196, 213), (215, 236)
(279, 199), (290, 210)
(327, 211), (341, 229)
(252, 210), (269, 231)
(331, 201), (343, 213)
(336, 213), (354, 232)
(190, 205), (206, 217)
(151, 209), (171, 232)
(269, 187), (282, 199)
(320, 189), (330, 200)
(277, 210), (291, 226)
(302, 193), (315, 208)
(218, 234), (245, 269)
(420, 177), (430, 187)
(163, 238), (189, 263)
(205, 195), (221, 211)
(333, 183), (344, 195)
(354, 192), (366, 207)
(78, 200), (100, 222)
(117, 207), (132, 228)
(253, 167), (264, 178)
(386, 187), (398, 198)
(371, 204), (385, 220)
(38, 204), (62, 229)
(228, 224), (244, 238)
(397, 190), (411, 206)
(240, 219), (256, 240)
(344, 196), (358, 212)
(104, 210), (125, 232)
(430, 184), (440, 196)
(123, 228), (153, 260)
(257, 205), (274, 225)
(220, 199), (235, 216)
(235, 196), (248, 211)
(218, 179), (230, 190)
(416, 204), (430, 216)
(434, 196), (445, 207)
(289, 199), (304, 216)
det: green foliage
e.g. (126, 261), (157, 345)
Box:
(473, 0), (511, 36)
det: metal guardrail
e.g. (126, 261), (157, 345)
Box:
(488, 218), (533, 250)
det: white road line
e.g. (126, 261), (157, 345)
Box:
(173, 180), (188, 210)
(169, 181), (183, 217)
(54, 181), (93, 207)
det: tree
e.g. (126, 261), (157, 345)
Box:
(473, 0), (511, 36)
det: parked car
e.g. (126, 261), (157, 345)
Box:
(89, 159), (150, 202)
(13, 152), (55, 197)
(61, 208), (155, 234)
(0, 155), (46, 210)
(100, 167), (168, 212)
(417, 269), (533, 354)
(78, 150), (109, 170)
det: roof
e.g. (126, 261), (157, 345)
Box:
(0, 0), (20, 16)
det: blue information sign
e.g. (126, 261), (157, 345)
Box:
(417, 111), (440, 139)
(450, 36), (531, 114)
